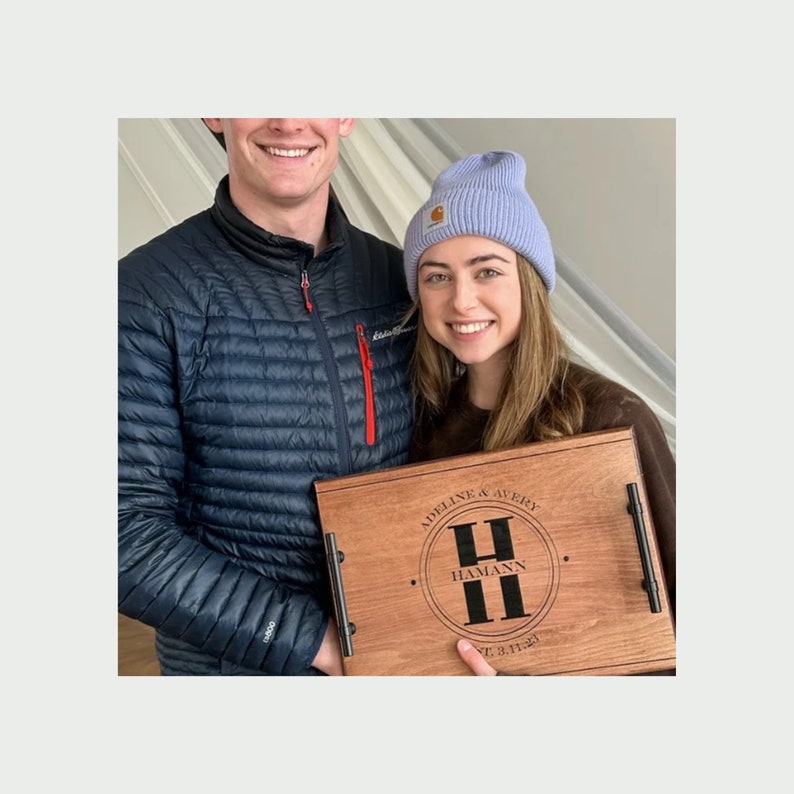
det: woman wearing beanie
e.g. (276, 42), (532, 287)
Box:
(402, 151), (676, 676)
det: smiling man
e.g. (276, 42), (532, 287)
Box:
(202, 118), (353, 248)
(118, 119), (415, 676)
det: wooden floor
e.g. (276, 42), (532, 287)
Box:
(118, 614), (160, 676)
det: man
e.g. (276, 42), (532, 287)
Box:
(118, 119), (415, 675)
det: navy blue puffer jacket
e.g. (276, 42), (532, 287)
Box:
(118, 178), (415, 674)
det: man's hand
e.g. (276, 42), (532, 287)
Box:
(311, 618), (344, 676)
(457, 639), (500, 675)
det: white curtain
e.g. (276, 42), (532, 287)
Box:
(159, 118), (675, 454)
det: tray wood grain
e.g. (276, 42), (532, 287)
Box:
(315, 427), (675, 676)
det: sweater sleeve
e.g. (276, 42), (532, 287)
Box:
(117, 282), (328, 675)
(629, 403), (676, 616)
(584, 384), (676, 616)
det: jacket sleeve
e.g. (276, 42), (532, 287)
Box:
(118, 283), (328, 674)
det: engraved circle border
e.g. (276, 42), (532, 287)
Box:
(419, 498), (560, 641)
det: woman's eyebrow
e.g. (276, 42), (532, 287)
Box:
(419, 253), (511, 269)
(467, 253), (511, 266)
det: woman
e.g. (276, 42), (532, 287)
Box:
(402, 151), (675, 675)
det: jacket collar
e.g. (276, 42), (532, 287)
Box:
(209, 175), (347, 272)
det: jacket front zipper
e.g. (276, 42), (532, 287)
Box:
(300, 267), (352, 472)
(356, 323), (376, 445)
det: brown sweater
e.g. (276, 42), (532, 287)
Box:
(409, 363), (677, 617)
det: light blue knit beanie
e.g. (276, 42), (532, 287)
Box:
(403, 150), (555, 300)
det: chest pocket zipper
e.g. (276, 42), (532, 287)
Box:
(356, 324), (376, 445)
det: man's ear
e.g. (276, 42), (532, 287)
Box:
(202, 119), (226, 151)
(339, 118), (355, 138)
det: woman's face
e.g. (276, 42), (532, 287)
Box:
(417, 235), (522, 375)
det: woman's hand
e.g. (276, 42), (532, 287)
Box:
(456, 639), (501, 675)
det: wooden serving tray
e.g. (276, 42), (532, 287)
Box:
(315, 427), (675, 676)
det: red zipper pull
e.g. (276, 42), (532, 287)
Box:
(356, 324), (376, 445)
(301, 270), (313, 312)
(357, 324), (373, 370)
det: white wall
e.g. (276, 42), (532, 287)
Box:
(118, 118), (226, 258)
(118, 151), (171, 258)
(433, 119), (675, 361)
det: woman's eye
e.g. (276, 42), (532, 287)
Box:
(425, 272), (448, 284)
(477, 268), (500, 279)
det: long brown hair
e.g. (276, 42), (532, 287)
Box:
(409, 254), (586, 451)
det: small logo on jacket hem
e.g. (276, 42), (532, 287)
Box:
(262, 620), (276, 643)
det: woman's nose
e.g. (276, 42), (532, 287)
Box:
(451, 280), (478, 311)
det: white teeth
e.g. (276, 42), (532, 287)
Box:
(451, 321), (491, 334)
(264, 146), (310, 157)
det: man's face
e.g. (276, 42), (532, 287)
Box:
(203, 118), (355, 208)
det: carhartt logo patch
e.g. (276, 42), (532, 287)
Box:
(423, 202), (448, 233)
